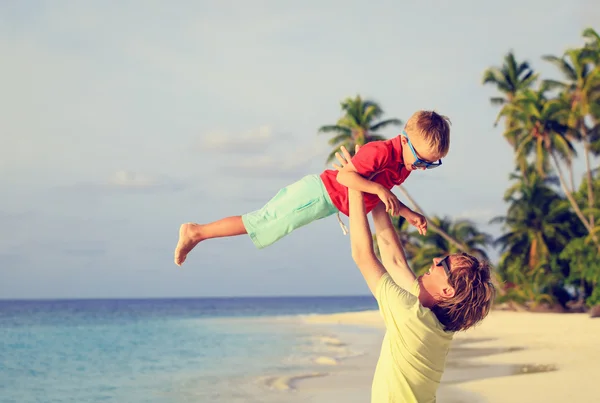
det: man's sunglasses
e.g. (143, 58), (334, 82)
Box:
(436, 256), (452, 278)
(401, 130), (443, 169)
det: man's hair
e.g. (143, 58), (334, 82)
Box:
(406, 110), (451, 158)
(431, 253), (495, 332)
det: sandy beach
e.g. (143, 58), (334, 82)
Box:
(275, 309), (600, 403)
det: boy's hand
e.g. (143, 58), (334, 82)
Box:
(403, 209), (428, 235)
(376, 187), (401, 216)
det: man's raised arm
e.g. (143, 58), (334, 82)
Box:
(372, 203), (416, 290)
(348, 188), (387, 297)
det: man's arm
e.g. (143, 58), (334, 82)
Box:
(348, 187), (387, 297)
(372, 202), (416, 290)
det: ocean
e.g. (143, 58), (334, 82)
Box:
(0, 296), (378, 403)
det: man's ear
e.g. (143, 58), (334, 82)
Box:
(441, 285), (455, 299)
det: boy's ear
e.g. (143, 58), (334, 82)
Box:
(400, 136), (408, 145)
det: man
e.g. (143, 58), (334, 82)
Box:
(335, 145), (495, 403)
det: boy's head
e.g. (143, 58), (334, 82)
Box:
(400, 110), (451, 171)
(418, 253), (495, 332)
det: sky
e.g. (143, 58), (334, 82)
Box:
(1, 0), (598, 299)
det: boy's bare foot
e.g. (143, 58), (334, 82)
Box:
(174, 223), (203, 266)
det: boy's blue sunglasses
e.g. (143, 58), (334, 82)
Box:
(401, 130), (443, 169)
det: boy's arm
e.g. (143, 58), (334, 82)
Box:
(336, 165), (383, 194)
(348, 187), (387, 297)
(372, 202), (416, 290)
(335, 143), (384, 194)
(335, 146), (402, 215)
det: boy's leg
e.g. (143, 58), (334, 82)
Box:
(174, 216), (246, 266)
(242, 175), (338, 249)
(174, 174), (338, 266)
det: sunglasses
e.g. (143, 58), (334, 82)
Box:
(436, 256), (452, 279)
(401, 130), (443, 169)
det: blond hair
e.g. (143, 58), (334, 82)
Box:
(431, 253), (495, 332)
(406, 110), (451, 158)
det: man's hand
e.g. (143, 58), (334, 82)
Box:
(403, 209), (428, 235)
(333, 145), (401, 216)
(333, 145), (360, 171)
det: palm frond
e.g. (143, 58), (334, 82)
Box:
(318, 125), (352, 135)
(542, 54), (578, 81)
(542, 79), (568, 91)
(369, 118), (403, 132)
(490, 97), (506, 106)
(327, 133), (352, 146)
(368, 134), (388, 142)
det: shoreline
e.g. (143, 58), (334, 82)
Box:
(266, 309), (600, 403)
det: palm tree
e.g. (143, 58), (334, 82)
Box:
(482, 52), (538, 107)
(318, 95), (402, 163)
(497, 87), (577, 176)
(409, 216), (492, 275)
(583, 27), (600, 59)
(482, 52), (538, 149)
(483, 52), (539, 181)
(396, 186), (471, 252)
(542, 47), (600, 226)
(491, 167), (577, 306)
(491, 167), (573, 271)
(495, 87), (600, 249)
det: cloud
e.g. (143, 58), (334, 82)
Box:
(199, 126), (273, 153)
(108, 170), (181, 190)
(63, 171), (186, 194)
(221, 141), (328, 179)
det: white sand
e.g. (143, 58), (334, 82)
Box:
(290, 309), (600, 403)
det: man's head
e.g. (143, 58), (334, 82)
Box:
(400, 110), (451, 171)
(418, 253), (495, 332)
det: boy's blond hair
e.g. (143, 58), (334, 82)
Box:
(405, 110), (451, 158)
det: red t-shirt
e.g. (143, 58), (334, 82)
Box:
(320, 136), (411, 216)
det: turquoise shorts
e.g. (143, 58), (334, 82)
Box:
(242, 174), (339, 249)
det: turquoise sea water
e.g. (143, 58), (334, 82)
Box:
(0, 297), (377, 403)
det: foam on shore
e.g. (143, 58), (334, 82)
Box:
(260, 372), (328, 391)
(313, 356), (339, 365)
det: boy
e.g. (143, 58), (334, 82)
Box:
(174, 110), (451, 266)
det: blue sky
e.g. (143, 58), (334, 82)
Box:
(1, 0), (598, 299)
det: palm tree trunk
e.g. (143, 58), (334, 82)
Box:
(568, 161), (576, 194)
(583, 139), (595, 229)
(507, 117), (530, 186)
(397, 185), (470, 252)
(549, 152), (600, 251)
